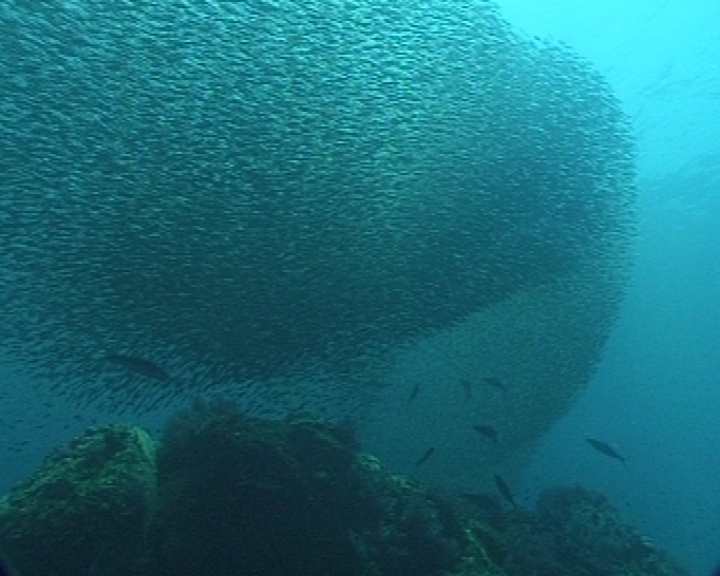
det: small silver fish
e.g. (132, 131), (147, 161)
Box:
(482, 376), (507, 392)
(415, 446), (436, 467)
(473, 424), (498, 444)
(407, 382), (421, 403)
(493, 474), (516, 507)
(586, 438), (627, 467)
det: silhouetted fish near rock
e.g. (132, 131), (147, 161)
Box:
(415, 446), (436, 467)
(586, 438), (627, 467)
(473, 424), (498, 444)
(493, 474), (516, 507)
(482, 377), (507, 392)
(103, 354), (172, 383)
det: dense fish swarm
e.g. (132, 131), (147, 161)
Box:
(0, 1), (635, 411)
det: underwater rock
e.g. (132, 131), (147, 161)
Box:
(0, 426), (158, 576)
(149, 399), (470, 575)
(0, 403), (691, 576)
(0, 0), (635, 421)
(492, 485), (691, 576)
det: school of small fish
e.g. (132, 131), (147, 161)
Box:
(0, 0), (636, 420)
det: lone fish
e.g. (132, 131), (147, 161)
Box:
(473, 424), (498, 444)
(407, 382), (421, 403)
(104, 354), (172, 382)
(482, 376), (507, 392)
(415, 446), (436, 467)
(586, 438), (627, 467)
(493, 474), (516, 507)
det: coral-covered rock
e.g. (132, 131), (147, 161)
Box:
(488, 485), (690, 576)
(146, 399), (468, 575)
(0, 426), (157, 576)
(0, 404), (692, 576)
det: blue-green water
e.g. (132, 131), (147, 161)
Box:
(502, 2), (720, 575)
(1, 1), (718, 574)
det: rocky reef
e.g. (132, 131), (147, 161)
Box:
(0, 401), (688, 576)
(0, 426), (156, 575)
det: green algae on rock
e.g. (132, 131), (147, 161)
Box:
(0, 426), (157, 576)
(0, 402), (689, 576)
(479, 485), (691, 576)
(149, 399), (469, 575)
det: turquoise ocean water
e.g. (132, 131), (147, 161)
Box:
(1, 1), (718, 574)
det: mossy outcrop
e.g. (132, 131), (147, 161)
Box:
(0, 403), (688, 576)
(145, 399), (468, 575)
(0, 426), (157, 576)
(459, 485), (689, 576)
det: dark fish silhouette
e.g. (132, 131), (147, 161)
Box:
(586, 438), (627, 467)
(482, 376), (507, 392)
(493, 474), (516, 507)
(415, 446), (436, 467)
(104, 354), (172, 382)
(407, 382), (421, 402)
(473, 424), (498, 444)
